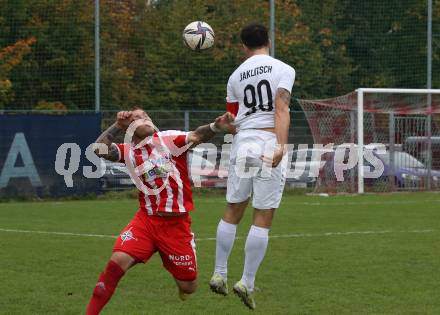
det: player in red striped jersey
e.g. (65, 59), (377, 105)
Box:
(86, 108), (234, 315)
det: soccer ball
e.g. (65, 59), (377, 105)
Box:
(182, 21), (215, 51)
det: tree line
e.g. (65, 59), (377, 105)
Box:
(0, 0), (438, 111)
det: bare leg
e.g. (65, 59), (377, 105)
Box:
(175, 278), (197, 300)
(223, 199), (250, 224)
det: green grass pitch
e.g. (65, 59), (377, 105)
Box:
(0, 192), (439, 314)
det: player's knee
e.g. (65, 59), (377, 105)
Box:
(253, 208), (275, 228)
(110, 252), (137, 272)
(183, 281), (197, 294)
(224, 202), (247, 224)
(223, 212), (241, 224)
(178, 280), (197, 294)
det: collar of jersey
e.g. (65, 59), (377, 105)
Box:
(243, 54), (271, 64)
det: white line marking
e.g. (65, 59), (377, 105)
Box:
(0, 228), (117, 239)
(0, 228), (436, 241)
(200, 199), (440, 207)
(300, 200), (440, 206)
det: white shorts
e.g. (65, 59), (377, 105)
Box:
(226, 129), (286, 209)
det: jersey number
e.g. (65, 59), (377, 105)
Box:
(243, 80), (273, 116)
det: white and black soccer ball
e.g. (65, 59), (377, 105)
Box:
(182, 21), (215, 51)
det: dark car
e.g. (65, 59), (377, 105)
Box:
(100, 150), (228, 191)
(188, 150), (227, 188)
(100, 160), (134, 190)
(286, 148), (333, 188)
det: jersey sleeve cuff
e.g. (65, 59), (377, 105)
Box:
(277, 84), (293, 94)
(114, 143), (122, 162)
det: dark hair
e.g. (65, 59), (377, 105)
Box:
(240, 23), (269, 49)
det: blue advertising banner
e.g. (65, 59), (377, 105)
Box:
(0, 114), (101, 198)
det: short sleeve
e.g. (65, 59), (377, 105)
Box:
(172, 132), (190, 148)
(114, 143), (128, 163)
(277, 65), (296, 94)
(156, 130), (190, 151)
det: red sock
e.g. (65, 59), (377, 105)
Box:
(86, 260), (125, 315)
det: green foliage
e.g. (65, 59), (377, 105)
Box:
(342, 0), (430, 89)
(0, 0), (94, 110)
(0, 37), (36, 108)
(0, 0), (438, 110)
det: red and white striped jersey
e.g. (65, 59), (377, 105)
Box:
(115, 130), (193, 215)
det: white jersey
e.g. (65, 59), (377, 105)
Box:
(226, 54), (295, 130)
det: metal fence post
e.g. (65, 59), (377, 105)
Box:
(350, 110), (356, 192)
(357, 89), (364, 194)
(95, 0), (100, 113)
(427, 0), (433, 189)
(184, 111), (190, 132)
(270, 0), (275, 57)
(389, 113), (395, 191)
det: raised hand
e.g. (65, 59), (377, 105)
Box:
(115, 111), (134, 130)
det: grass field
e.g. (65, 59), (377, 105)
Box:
(0, 192), (439, 315)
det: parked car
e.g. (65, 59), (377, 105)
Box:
(100, 160), (134, 190)
(286, 147), (333, 187)
(324, 145), (440, 189)
(100, 150), (228, 190)
(188, 150), (227, 188)
(373, 150), (440, 189)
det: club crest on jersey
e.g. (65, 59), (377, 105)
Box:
(120, 227), (137, 244)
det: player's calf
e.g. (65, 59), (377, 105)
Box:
(86, 260), (125, 315)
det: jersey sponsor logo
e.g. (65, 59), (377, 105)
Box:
(120, 227), (137, 244)
(240, 65), (272, 82)
(142, 155), (174, 181)
(168, 254), (194, 266)
(124, 123), (192, 197)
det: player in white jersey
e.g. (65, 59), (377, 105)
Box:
(210, 23), (295, 310)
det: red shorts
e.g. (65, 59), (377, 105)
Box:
(113, 210), (197, 281)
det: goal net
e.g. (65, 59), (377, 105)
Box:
(298, 89), (440, 193)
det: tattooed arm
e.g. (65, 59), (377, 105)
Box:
(187, 112), (235, 148)
(94, 111), (132, 161)
(94, 124), (124, 161)
(275, 88), (291, 150)
(266, 88), (291, 167)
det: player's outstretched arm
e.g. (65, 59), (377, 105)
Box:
(94, 111), (133, 161)
(187, 112), (235, 148)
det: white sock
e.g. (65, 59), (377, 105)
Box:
(214, 219), (237, 279)
(241, 225), (269, 291)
